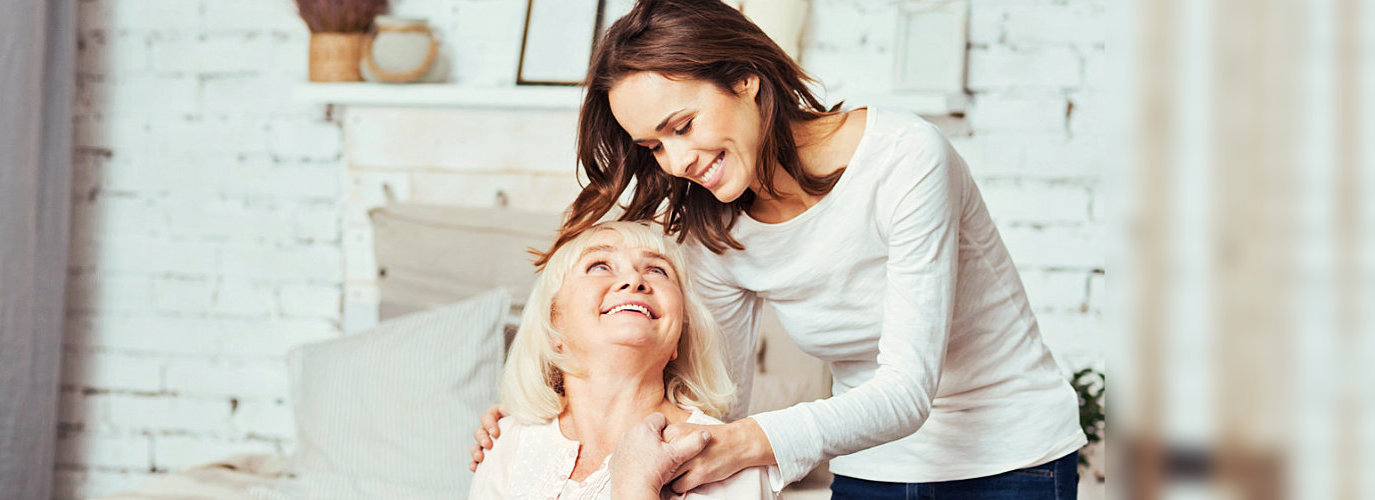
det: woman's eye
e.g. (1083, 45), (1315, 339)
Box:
(649, 143), (662, 153)
(647, 266), (668, 276)
(588, 262), (611, 272)
(673, 119), (693, 136)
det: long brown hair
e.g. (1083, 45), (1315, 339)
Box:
(536, 0), (840, 267)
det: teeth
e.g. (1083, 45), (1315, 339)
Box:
(604, 304), (652, 318)
(699, 155), (722, 184)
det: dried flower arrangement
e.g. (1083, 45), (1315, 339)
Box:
(295, 0), (389, 33)
(295, 0), (390, 81)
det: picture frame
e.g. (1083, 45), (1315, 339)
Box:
(516, 0), (609, 86)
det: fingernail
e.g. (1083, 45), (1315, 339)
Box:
(700, 431), (710, 441)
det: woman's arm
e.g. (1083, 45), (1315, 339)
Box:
(671, 120), (967, 491)
(682, 248), (765, 421)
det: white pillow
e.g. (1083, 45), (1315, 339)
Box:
(283, 288), (510, 499)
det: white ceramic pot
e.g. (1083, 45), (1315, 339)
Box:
(360, 16), (448, 83)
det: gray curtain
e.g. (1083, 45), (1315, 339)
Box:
(0, 0), (76, 498)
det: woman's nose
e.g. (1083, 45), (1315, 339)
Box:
(661, 141), (695, 179)
(617, 272), (649, 292)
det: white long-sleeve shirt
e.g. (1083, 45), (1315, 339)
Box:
(468, 407), (777, 499)
(683, 106), (1087, 485)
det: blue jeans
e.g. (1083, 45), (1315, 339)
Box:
(829, 452), (1079, 500)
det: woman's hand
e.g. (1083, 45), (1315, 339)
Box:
(663, 417), (775, 494)
(610, 412), (710, 500)
(468, 404), (506, 472)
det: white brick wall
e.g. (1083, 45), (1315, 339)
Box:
(62, 0), (1105, 496)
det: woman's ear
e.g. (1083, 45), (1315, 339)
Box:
(735, 74), (760, 100)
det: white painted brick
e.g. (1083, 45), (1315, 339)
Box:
(152, 435), (279, 471)
(80, 0), (201, 34)
(800, 49), (895, 97)
(65, 272), (155, 315)
(291, 201), (342, 243)
(78, 31), (151, 74)
(1082, 45), (1105, 90)
(966, 93), (1069, 133)
(277, 284), (341, 319)
(202, 74), (312, 118)
(1004, 3), (1104, 47)
(218, 243), (342, 283)
(64, 314), (222, 355)
(967, 4), (1005, 45)
(216, 318), (337, 357)
(69, 235), (219, 276)
(61, 350), (165, 392)
(948, 134), (1020, 180)
(104, 394), (232, 433)
(803, 0), (898, 53)
(163, 358), (289, 398)
(83, 74), (201, 119)
(450, 0), (526, 86)
(1067, 90), (1104, 138)
(164, 195), (297, 242)
(267, 118), (342, 160)
(211, 280), (278, 317)
(71, 195), (167, 238)
(1087, 271), (1106, 312)
(266, 32), (311, 80)
(999, 224), (1104, 269)
(73, 115), (153, 151)
(231, 399), (295, 437)
(56, 431), (153, 469)
(154, 117), (272, 160)
(53, 469), (163, 500)
(1034, 310), (1104, 372)
(980, 181), (1092, 224)
(1021, 133), (1101, 179)
(202, 0), (306, 33)
(1018, 269), (1090, 312)
(215, 163), (342, 200)
(152, 277), (217, 313)
(151, 34), (271, 74)
(967, 45), (1082, 90)
(957, 132), (1100, 180)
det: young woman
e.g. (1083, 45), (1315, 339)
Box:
(474, 0), (1085, 497)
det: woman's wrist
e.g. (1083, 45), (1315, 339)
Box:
(733, 417), (777, 468)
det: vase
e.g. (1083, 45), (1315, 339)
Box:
(309, 32), (367, 82)
(360, 16), (446, 84)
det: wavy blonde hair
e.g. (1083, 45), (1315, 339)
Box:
(499, 220), (735, 424)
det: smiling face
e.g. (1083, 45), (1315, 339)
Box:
(551, 229), (685, 364)
(607, 72), (764, 203)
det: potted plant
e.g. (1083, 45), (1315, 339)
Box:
(296, 0), (389, 82)
(1072, 367), (1106, 488)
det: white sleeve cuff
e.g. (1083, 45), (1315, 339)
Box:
(751, 407), (825, 486)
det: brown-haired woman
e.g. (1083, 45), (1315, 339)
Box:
(473, 0), (1086, 498)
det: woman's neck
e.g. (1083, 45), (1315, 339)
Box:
(557, 361), (688, 465)
(748, 111), (858, 223)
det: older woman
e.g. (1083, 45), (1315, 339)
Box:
(468, 221), (776, 499)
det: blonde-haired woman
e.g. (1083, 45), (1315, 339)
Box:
(468, 221), (777, 499)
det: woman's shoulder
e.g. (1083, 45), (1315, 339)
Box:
(862, 106), (949, 153)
